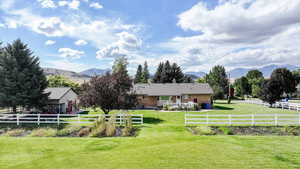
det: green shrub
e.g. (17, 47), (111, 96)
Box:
(57, 126), (81, 137)
(194, 126), (215, 135)
(90, 116), (107, 137)
(78, 127), (90, 137)
(219, 127), (234, 135)
(106, 114), (116, 137)
(162, 104), (169, 111)
(5, 129), (26, 137)
(30, 128), (57, 137)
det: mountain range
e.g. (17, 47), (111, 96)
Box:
(228, 64), (300, 78)
(43, 64), (300, 83)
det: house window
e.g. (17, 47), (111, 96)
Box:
(193, 98), (198, 103)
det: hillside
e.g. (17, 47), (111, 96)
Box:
(43, 68), (91, 84)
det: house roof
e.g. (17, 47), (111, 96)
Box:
(45, 87), (73, 100)
(132, 83), (214, 96)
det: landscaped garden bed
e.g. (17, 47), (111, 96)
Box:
(188, 126), (300, 136)
(0, 115), (139, 138)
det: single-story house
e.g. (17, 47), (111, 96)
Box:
(45, 87), (79, 114)
(132, 83), (214, 108)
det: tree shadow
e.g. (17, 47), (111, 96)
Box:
(214, 105), (234, 110)
(143, 117), (164, 124)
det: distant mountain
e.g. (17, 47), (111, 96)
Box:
(79, 68), (110, 77)
(43, 68), (90, 84)
(229, 64), (300, 78)
(185, 71), (207, 79)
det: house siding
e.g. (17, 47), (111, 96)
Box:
(182, 94), (211, 104)
(137, 95), (158, 107)
(137, 94), (212, 107)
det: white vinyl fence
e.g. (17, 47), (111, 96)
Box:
(244, 99), (300, 111)
(0, 114), (143, 126)
(185, 114), (300, 126)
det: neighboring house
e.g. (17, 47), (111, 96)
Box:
(132, 83), (213, 108)
(45, 87), (78, 114)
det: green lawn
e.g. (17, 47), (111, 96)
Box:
(1, 101), (300, 169)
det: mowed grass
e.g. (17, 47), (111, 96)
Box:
(1, 101), (300, 169)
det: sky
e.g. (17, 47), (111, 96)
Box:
(1, 0), (300, 74)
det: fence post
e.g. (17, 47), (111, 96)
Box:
(252, 114), (255, 126)
(228, 114), (232, 126)
(275, 114), (278, 126)
(78, 114), (80, 124)
(206, 114), (209, 125)
(38, 114), (40, 125)
(141, 114), (143, 124)
(299, 114), (300, 126)
(57, 114), (60, 126)
(17, 114), (19, 126)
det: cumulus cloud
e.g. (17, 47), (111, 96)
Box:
(153, 0), (300, 72)
(58, 0), (80, 9)
(45, 40), (56, 45)
(38, 0), (56, 8)
(58, 48), (84, 59)
(96, 31), (141, 59)
(89, 2), (103, 9)
(75, 39), (88, 46)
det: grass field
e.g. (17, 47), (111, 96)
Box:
(1, 101), (300, 169)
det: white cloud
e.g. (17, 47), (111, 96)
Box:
(96, 31), (141, 59)
(153, 0), (300, 72)
(58, 0), (80, 9)
(58, 48), (85, 59)
(89, 2), (103, 9)
(38, 0), (56, 8)
(45, 40), (56, 45)
(74, 39), (88, 46)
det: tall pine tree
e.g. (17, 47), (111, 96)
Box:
(153, 62), (164, 83)
(0, 39), (49, 113)
(141, 61), (150, 83)
(134, 64), (143, 83)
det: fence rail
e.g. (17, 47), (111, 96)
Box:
(0, 114), (143, 125)
(185, 114), (300, 126)
(244, 100), (300, 111)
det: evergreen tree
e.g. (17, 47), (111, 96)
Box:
(112, 56), (128, 75)
(134, 64), (143, 83)
(170, 63), (185, 83)
(0, 39), (49, 112)
(161, 60), (172, 83)
(153, 62), (164, 83)
(141, 61), (150, 83)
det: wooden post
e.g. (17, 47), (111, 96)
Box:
(38, 114), (40, 125)
(78, 114), (80, 124)
(57, 114), (60, 126)
(141, 114), (143, 124)
(228, 114), (232, 126)
(252, 114), (255, 126)
(206, 114), (209, 125)
(298, 113), (300, 126)
(275, 114), (278, 126)
(17, 114), (19, 126)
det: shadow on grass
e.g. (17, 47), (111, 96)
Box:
(143, 117), (164, 124)
(214, 105), (234, 110)
(0, 123), (67, 130)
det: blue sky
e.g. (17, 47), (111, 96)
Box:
(1, 0), (300, 74)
